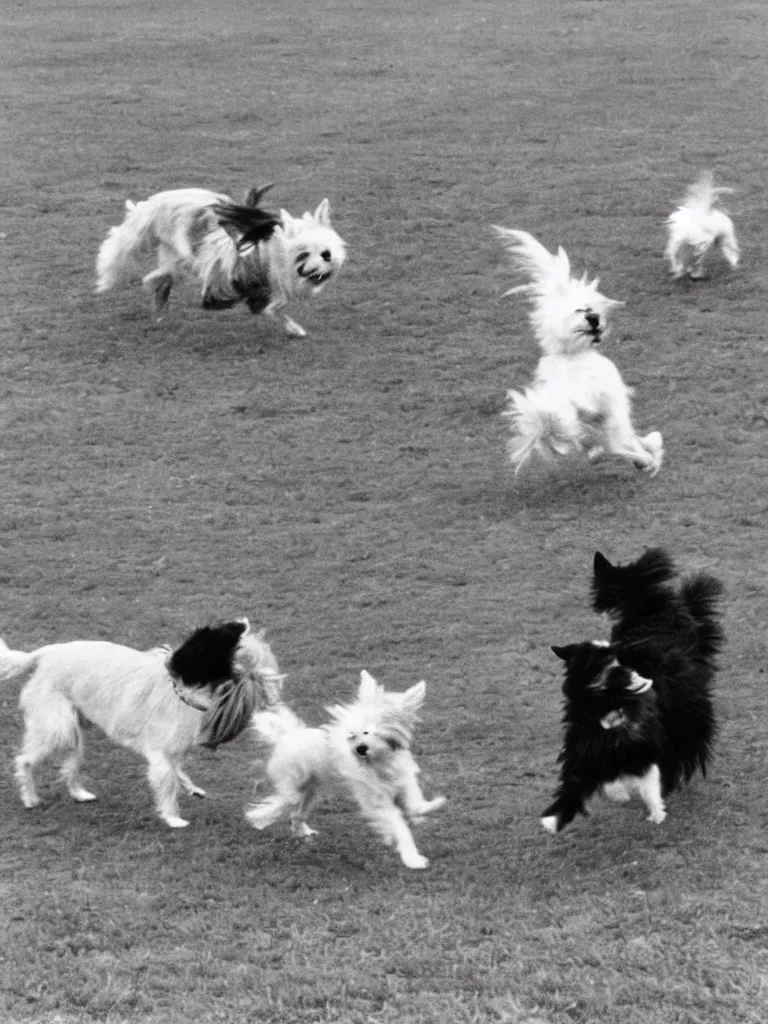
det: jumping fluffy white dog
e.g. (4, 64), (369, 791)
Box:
(494, 228), (663, 477)
(246, 671), (445, 869)
(96, 185), (346, 337)
(665, 172), (740, 280)
(4, 619), (284, 828)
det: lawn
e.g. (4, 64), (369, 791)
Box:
(1, 1), (767, 1022)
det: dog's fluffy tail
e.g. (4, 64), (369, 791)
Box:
(0, 639), (36, 686)
(678, 171), (733, 216)
(95, 199), (155, 293)
(680, 573), (725, 663)
(592, 548), (677, 614)
(503, 388), (580, 474)
(251, 704), (305, 744)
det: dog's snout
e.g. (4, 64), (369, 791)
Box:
(585, 312), (600, 330)
(355, 743), (368, 757)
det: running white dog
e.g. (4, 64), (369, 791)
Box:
(494, 228), (663, 476)
(665, 172), (740, 280)
(96, 186), (346, 337)
(5, 619), (283, 827)
(246, 671), (445, 869)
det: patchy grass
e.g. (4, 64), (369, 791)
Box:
(1, 0), (767, 1022)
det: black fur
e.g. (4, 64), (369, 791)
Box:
(543, 548), (724, 832)
(212, 184), (278, 250)
(168, 620), (248, 691)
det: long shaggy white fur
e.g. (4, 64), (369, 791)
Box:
(246, 670), (445, 869)
(95, 187), (346, 337)
(5, 621), (283, 828)
(665, 172), (740, 279)
(495, 227), (663, 477)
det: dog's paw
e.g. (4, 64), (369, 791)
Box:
(283, 316), (307, 338)
(291, 822), (318, 838)
(646, 807), (667, 825)
(540, 815), (559, 834)
(69, 786), (97, 802)
(163, 815), (190, 828)
(401, 852), (429, 870)
(412, 795), (447, 820)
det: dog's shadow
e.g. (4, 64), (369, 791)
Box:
(470, 462), (652, 523)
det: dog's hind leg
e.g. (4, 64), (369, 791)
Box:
(15, 695), (83, 808)
(718, 230), (740, 269)
(289, 780), (319, 837)
(145, 751), (187, 827)
(60, 729), (96, 803)
(143, 269), (174, 317)
(177, 767), (206, 798)
(142, 243), (180, 317)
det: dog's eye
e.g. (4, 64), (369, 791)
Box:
(320, 250), (331, 262)
(386, 738), (400, 751)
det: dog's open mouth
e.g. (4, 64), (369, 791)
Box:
(297, 265), (332, 287)
(580, 326), (603, 344)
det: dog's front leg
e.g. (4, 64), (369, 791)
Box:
(397, 758), (446, 821)
(633, 764), (667, 824)
(264, 296), (306, 338)
(360, 798), (431, 869)
(177, 767), (206, 798)
(146, 752), (188, 827)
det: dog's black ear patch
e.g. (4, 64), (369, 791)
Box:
(592, 547), (678, 613)
(213, 200), (279, 248)
(169, 621), (247, 689)
(244, 183), (274, 208)
(593, 551), (613, 577)
(552, 644), (579, 663)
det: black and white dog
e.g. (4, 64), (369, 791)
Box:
(542, 549), (724, 832)
(96, 185), (346, 337)
(5, 619), (283, 827)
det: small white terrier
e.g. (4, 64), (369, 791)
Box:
(246, 671), (446, 869)
(665, 172), (740, 280)
(5, 619), (284, 828)
(96, 186), (346, 337)
(494, 228), (663, 477)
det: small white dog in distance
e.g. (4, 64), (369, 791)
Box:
(494, 228), (663, 477)
(4, 620), (284, 828)
(665, 171), (740, 280)
(246, 671), (445, 869)
(96, 185), (346, 337)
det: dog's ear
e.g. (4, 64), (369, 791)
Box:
(593, 551), (614, 579)
(244, 183), (273, 208)
(551, 644), (579, 663)
(358, 670), (379, 701)
(279, 209), (298, 236)
(313, 198), (331, 226)
(399, 680), (426, 715)
(236, 617), (251, 634)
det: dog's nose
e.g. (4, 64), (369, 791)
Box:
(585, 312), (600, 330)
(355, 743), (368, 757)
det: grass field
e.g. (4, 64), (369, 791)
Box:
(2, 1), (768, 1021)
